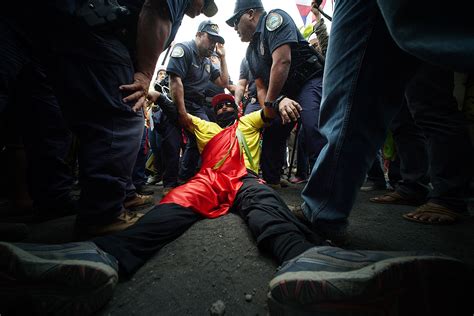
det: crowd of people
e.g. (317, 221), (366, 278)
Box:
(0, 0), (472, 314)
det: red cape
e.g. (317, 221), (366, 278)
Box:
(159, 122), (247, 218)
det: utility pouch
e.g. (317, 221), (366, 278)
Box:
(52, 0), (130, 29)
(283, 53), (324, 97)
(75, 0), (130, 28)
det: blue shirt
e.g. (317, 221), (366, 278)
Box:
(164, 0), (192, 48)
(239, 57), (256, 98)
(246, 9), (322, 97)
(117, 0), (190, 48)
(167, 40), (221, 110)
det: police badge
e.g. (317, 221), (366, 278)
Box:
(266, 12), (283, 31)
(171, 46), (184, 58)
(210, 24), (219, 33)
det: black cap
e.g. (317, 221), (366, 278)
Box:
(198, 20), (225, 44)
(203, 0), (218, 17)
(226, 0), (264, 27)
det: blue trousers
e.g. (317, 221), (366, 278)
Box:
(261, 76), (325, 184)
(49, 26), (144, 225)
(0, 19), (74, 214)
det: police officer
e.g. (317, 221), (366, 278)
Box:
(1, 0), (219, 237)
(235, 56), (260, 114)
(160, 20), (229, 193)
(226, 0), (326, 188)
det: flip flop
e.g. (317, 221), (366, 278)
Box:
(403, 202), (468, 225)
(369, 191), (423, 206)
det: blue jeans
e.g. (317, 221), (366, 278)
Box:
(301, 0), (420, 231)
(301, 0), (473, 231)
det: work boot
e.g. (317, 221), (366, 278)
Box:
(135, 185), (155, 196)
(75, 211), (143, 238)
(124, 194), (154, 209)
(268, 246), (471, 316)
(0, 241), (118, 315)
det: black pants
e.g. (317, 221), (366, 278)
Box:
(391, 63), (473, 210)
(94, 172), (324, 277)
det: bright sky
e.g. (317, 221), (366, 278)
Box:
(155, 0), (333, 82)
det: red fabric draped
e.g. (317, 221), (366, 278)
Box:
(159, 123), (247, 218)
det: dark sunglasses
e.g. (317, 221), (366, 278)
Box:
(216, 101), (234, 111)
(234, 9), (252, 27)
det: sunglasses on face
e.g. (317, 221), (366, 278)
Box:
(234, 9), (252, 28)
(216, 101), (234, 111)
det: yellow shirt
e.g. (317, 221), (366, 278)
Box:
(190, 110), (264, 174)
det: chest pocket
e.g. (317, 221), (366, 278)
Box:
(185, 58), (210, 85)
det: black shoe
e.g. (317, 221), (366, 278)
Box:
(268, 246), (471, 316)
(135, 185), (155, 196)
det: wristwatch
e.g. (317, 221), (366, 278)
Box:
(264, 95), (286, 111)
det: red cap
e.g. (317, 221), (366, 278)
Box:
(211, 93), (235, 108)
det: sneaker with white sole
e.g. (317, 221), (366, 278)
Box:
(268, 246), (471, 316)
(0, 241), (119, 315)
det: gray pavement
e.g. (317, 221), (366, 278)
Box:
(3, 183), (474, 315)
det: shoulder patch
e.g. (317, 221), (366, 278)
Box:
(266, 12), (283, 31)
(171, 46), (184, 58)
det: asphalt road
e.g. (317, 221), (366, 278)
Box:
(5, 183), (474, 315)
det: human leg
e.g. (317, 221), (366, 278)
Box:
(179, 107), (209, 181)
(300, 0), (419, 233)
(0, 203), (201, 314)
(261, 119), (294, 187)
(157, 113), (181, 190)
(407, 64), (473, 212)
(296, 76), (326, 168)
(370, 101), (430, 204)
(232, 173), (325, 264)
(49, 29), (144, 232)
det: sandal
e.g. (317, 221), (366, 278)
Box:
(403, 202), (468, 225)
(369, 191), (423, 206)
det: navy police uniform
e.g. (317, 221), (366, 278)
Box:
(160, 39), (221, 185)
(0, 11), (74, 216)
(11, 0), (195, 227)
(239, 57), (259, 114)
(246, 9), (326, 185)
